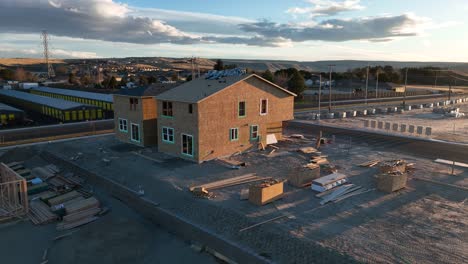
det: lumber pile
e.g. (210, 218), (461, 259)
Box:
(47, 191), (82, 206)
(57, 197), (101, 230)
(310, 156), (329, 165)
(316, 184), (373, 204)
(289, 164), (320, 187)
(298, 147), (318, 154)
(189, 174), (268, 196)
(311, 173), (347, 192)
(249, 179), (285, 206)
(377, 173), (407, 193)
(359, 160), (380, 168)
(379, 160), (407, 174)
(28, 200), (58, 225)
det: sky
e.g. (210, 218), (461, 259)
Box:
(0, 0), (466, 62)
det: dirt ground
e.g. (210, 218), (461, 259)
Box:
(4, 125), (464, 264)
(0, 152), (216, 264)
(297, 101), (468, 143)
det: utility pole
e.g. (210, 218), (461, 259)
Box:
(403, 67), (408, 108)
(365, 64), (369, 105)
(328, 65), (335, 112)
(318, 74), (322, 121)
(375, 68), (380, 99)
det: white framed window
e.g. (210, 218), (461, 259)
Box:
(229, 128), (239, 141)
(131, 123), (140, 142)
(162, 127), (175, 143)
(118, 118), (128, 132)
(250, 125), (259, 140)
(181, 134), (194, 157)
(260, 99), (268, 115)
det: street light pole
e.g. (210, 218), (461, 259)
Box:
(365, 64), (369, 105)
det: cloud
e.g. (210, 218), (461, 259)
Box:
(287, 0), (364, 17)
(0, 0), (199, 45)
(0, 0), (428, 49)
(0, 44), (97, 58)
(239, 14), (423, 43)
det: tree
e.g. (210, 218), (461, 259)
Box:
(68, 73), (77, 84)
(108, 76), (118, 89)
(55, 65), (68, 76)
(0, 69), (14, 80)
(139, 75), (148, 86)
(261, 69), (274, 82)
(14, 68), (27, 82)
(80, 74), (92, 86)
(214, 59), (224, 71)
(287, 71), (306, 96)
(119, 76), (127, 87)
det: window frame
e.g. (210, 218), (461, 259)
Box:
(260, 98), (268, 115)
(162, 127), (175, 143)
(162, 101), (173, 117)
(188, 104), (193, 114)
(250, 125), (259, 140)
(181, 133), (194, 157)
(229, 127), (239, 141)
(238, 101), (246, 118)
(118, 118), (128, 132)
(130, 123), (140, 142)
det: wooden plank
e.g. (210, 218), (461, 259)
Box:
(434, 159), (468, 168)
(48, 191), (82, 206)
(65, 197), (100, 214)
(333, 188), (375, 203)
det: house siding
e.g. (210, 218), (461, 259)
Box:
(113, 95), (158, 147)
(197, 77), (294, 162)
(157, 101), (199, 161)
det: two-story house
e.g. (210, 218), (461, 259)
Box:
(155, 73), (296, 163)
(113, 84), (177, 146)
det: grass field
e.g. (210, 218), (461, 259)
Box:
(0, 58), (65, 66)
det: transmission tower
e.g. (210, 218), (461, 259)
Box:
(41, 30), (55, 79)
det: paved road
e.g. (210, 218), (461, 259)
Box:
(287, 120), (468, 164)
(0, 119), (114, 144)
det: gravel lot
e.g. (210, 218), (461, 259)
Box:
(2, 128), (467, 264)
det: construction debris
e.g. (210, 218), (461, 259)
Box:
(189, 173), (268, 193)
(249, 179), (285, 206)
(316, 184), (373, 204)
(239, 214), (293, 232)
(28, 200), (58, 225)
(359, 160), (381, 167)
(310, 155), (329, 165)
(377, 173), (407, 193)
(239, 189), (249, 200)
(298, 147), (318, 154)
(216, 158), (246, 169)
(379, 160), (407, 174)
(289, 164), (320, 188)
(289, 134), (305, 139)
(311, 173), (347, 192)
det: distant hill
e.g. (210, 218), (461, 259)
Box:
(217, 59), (468, 73)
(0, 58), (64, 67)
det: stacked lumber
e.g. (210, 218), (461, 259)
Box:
(249, 179), (285, 206)
(311, 173), (347, 192)
(289, 164), (320, 188)
(47, 191), (82, 206)
(359, 160), (380, 168)
(189, 174), (267, 192)
(32, 167), (56, 180)
(58, 197), (101, 230)
(377, 173), (407, 193)
(310, 156), (329, 165)
(298, 147), (318, 154)
(316, 184), (372, 204)
(28, 200), (58, 225)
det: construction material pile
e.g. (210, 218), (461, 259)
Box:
(249, 179), (284, 206)
(5, 160), (105, 230)
(311, 172), (347, 192)
(288, 163), (320, 188)
(433, 107), (466, 118)
(377, 160), (408, 193)
(316, 184), (372, 204)
(189, 174), (268, 199)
